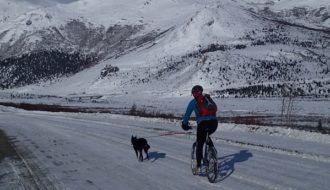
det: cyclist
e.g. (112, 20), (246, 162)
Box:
(181, 85), (218, 174)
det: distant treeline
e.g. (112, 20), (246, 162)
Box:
(213, 83), (329, 98)
(0, 50), (98, 89)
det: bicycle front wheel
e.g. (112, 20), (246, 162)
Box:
(206, 146), (218, 183)
(191, 142), (198, 175)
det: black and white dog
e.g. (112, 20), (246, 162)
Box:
(131, 136), (150, 161)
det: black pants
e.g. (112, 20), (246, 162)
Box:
(196, 119), (218, 167)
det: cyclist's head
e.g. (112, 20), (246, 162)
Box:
(191, 85), (203, 98)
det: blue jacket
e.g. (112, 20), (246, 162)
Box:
(182, 98), (217, 125)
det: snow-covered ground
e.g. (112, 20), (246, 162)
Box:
(0, 0), (329, 188)
(1, 90), (329, 130)
(1, 90), (329, 119)
(0, 106), (329, 189)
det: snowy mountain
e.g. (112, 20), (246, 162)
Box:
(0, 0), (329, 98)
(0, 2), (329, 188)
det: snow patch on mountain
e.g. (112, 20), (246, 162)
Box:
(0, 0), (329, 100)
(242, 0), (330, 29)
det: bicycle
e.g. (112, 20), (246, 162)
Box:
(191, 128), (218, 183)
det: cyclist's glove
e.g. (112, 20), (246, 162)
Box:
(181, 121), (191, 131)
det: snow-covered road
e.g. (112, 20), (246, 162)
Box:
(0, 106), (329, 190)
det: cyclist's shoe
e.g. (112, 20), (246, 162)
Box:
(192, 166), (201, 175)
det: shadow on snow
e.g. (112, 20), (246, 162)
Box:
(216, 150), (253, 182)
(148, 151), (166, 163)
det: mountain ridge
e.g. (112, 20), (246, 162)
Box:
(0, 0), (329, 98)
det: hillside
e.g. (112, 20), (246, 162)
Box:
(0, 0), (329, 98)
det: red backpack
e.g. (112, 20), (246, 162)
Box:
(195, 94), (217, 116)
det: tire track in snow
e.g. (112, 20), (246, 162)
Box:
(146, 133), (291, 190)
(31, 118), (219, 189)
(229, 172), (290, 190)
(23, 112), (330, 163)
(8, 112), (330, 189)
(71, 116), (330, 165)
(12, 145), (53, 190)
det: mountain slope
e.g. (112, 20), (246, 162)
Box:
(240, 0), (330, 29)
(0, 0), (329, 98)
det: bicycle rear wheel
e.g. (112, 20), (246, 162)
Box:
(206, 146), (218, 183)
(191, 142), (198, 175)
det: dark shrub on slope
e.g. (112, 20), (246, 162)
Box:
(0, 50), (98, 89)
